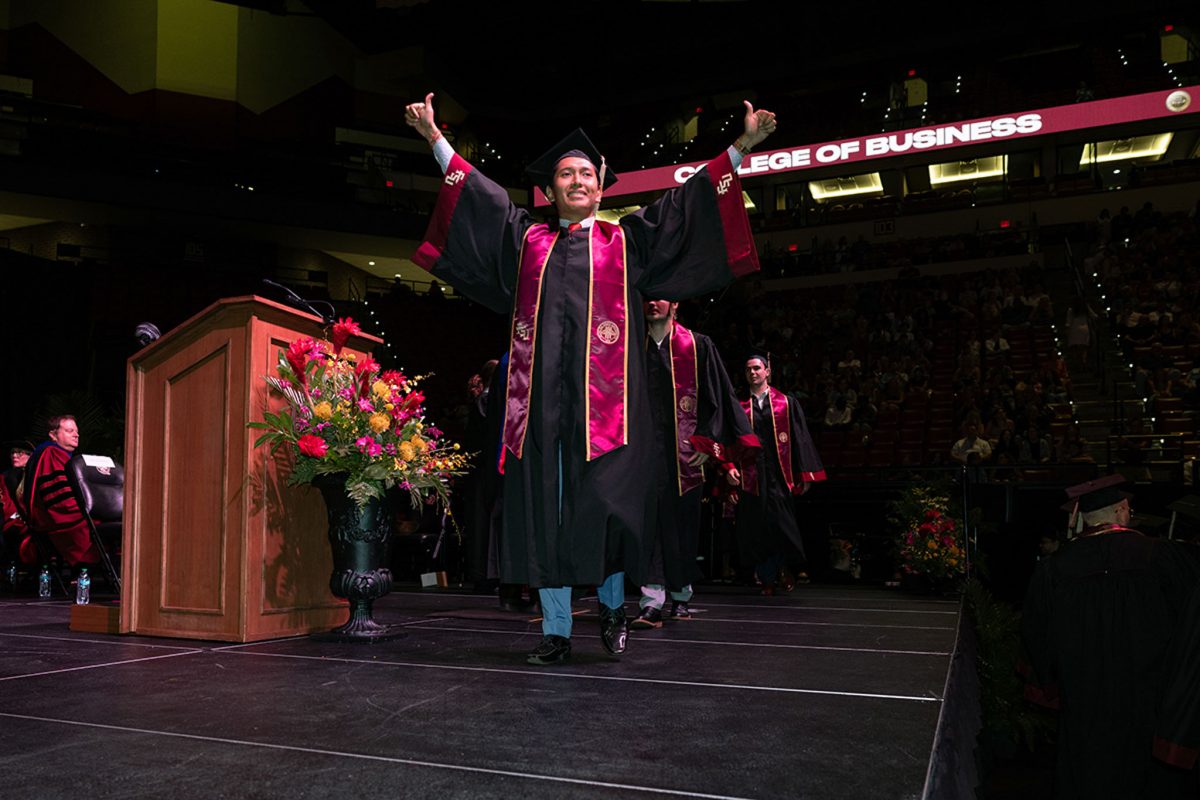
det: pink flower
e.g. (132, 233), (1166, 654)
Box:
(357, 398), (375, 412)
(330, 318), (362, 356)
(355, 436), (382, 457)
(298, 434), (328, 458)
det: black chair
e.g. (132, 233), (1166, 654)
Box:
(64, 457), (123, 595)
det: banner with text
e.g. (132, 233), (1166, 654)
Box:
(534, 86), (1197, 206)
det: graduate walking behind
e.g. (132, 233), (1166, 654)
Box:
(633, 299), (759, 628)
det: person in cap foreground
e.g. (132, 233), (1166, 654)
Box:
(633, 299), (759, 630)
(1021, 475), (1200, 799)
(404, 93), (774, 665)
(737, 356), (825, 595)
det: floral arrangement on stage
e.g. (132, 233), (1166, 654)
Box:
(898, 507), (966, 580)
(888, 482), (967, 582)
(249, 317), (470, 508)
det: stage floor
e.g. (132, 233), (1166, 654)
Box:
(0, 584), (961, 799)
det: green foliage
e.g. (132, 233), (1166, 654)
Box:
(964, 578), (1056, 752)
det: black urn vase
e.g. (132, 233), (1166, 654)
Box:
(311, 474), (404, 643)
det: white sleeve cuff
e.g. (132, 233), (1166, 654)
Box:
(433, 137), (454, 174)
(727, 145), (743, 170)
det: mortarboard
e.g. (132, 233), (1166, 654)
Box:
(524, 128), (619, 191)
(1063, 473), (1130, 519)
(5, 439), (33, 455)
(745, 352), (772, 369)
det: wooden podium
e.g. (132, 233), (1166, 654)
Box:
(120, 296), (381, 642)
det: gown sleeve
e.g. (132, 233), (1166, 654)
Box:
(690, 333), (760, 466)
(789, 395), (826, 486)
(412, 153), (532, 314)
(625, 150), (759, 300)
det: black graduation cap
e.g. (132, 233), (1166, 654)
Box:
(524, 128), (618, 190)
(745, 351), (772, 369)
(5, 439), (33, 455)
(1064, 474), (1130, 514)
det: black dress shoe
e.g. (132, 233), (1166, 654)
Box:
(599, 605), (629, 655)
(526, 635), (571, 665)
(630, 605), (663, 629)
(668, 600), (691, 620)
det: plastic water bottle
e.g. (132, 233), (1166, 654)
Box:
(38, 565), (51, 598)
(5, 562), (15, 587)
(75, 568), (90, 605)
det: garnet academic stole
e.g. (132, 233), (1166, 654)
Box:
(502, 220), (628, 465)
(668, 322), (702, 495)
(742, 388), (797, 494)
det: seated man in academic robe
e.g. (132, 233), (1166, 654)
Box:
(2, 441), (32, 565)
(19, 416), (101, 568)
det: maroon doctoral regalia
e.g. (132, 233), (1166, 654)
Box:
(1, 469), (30, 562)
(736, 388), (825, 567)
(414, 144), (758, 587)
(21, 442), (99, 566)
(1021, 528), (1200, 799)
(644, 322), (759, 590)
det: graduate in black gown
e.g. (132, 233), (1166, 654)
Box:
(632, 300), (759, 628)
(404, 93), (775, 664)
(736, 356), (825, 594)
(1021, 476), (1200, 799)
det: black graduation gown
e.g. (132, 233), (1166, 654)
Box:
(1021, 530), (1200, 799)
(644, 329), (755, 590)
(737, 392), (820, 568)
(419, 163), (754, 587)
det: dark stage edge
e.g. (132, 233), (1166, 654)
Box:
(0, 584), (969, 799)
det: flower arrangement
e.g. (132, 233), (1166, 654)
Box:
(888, 483), (966, 581)
(249, 318), (470, 508)
(898, 507), (965, 580)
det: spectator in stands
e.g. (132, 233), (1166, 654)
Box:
(1065, 298), (1093, 369)
(985, 408), (1013, 443)
(984, 328), (1010, 356)
(836, 349), (861, 377)
(993, 428), (1020, 465)
(950, 421), (993, 465)
(1017, 425), (1054, 464)
(823, 396), (853, 431)
(1112, 206), (1133, 242)
(1095, 208), (1112, 244)
(1055, 426), (1094, 463)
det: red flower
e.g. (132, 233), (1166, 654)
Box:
(297, 434), (328, 458)
(355, 356), (380, 398)
(331, 318), (363, 355)
(379, 371), (408, 393)
(395, 390), (425, 414)
(286, 337), (322, 386)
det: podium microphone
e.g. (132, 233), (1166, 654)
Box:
(261, 279), (334, 324)
(134, 322), (161, 348)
